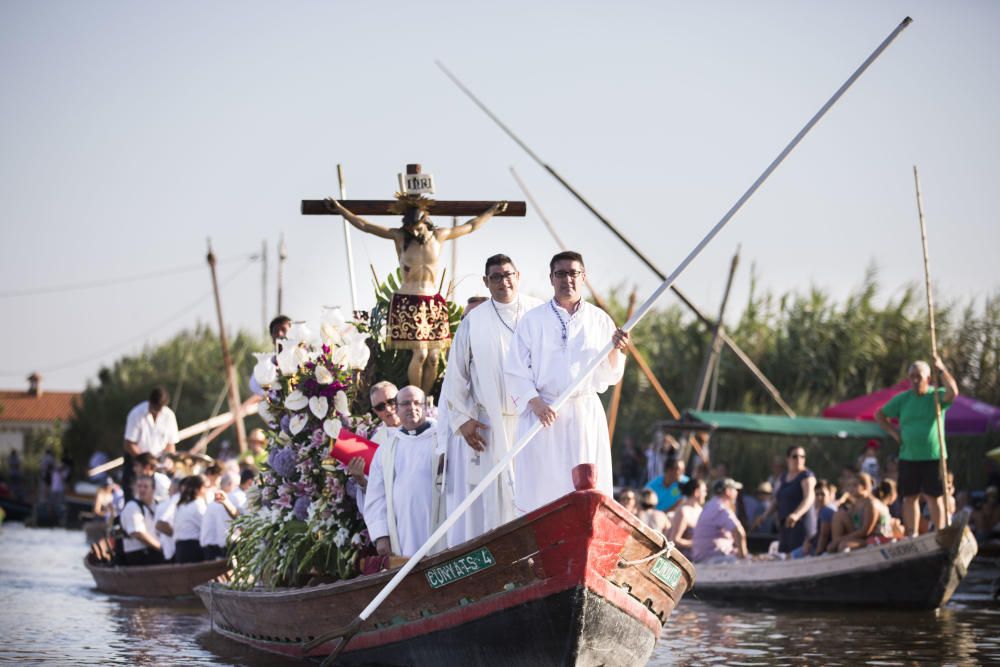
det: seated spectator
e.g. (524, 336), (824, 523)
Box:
(857, 440), (881, 484)
(668, 478), (707, 558)
(173, 475), (208, 563)
(203, 464), (223, 495)
(616, 488), (639, 516)
(154, 478), (182, 562)
(873, 478), (904, 539)
(742, 481), (772, 531)
(119, 476), (165, 566)
(799, 480), (840, 556)
(93, 477), (123, 522)
(827, 472), (891, 552)
(691, 478), (747, 564)
(230, 468), (255, 514)
(637, 488), (670, 535)
(200, 472), (242, 560)
(644, 457), (689, 513)
(132, 453), (171, 504)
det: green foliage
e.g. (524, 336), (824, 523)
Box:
(62, 325), (268, 471)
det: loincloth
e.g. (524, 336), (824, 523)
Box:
(387, 292), (451, 350)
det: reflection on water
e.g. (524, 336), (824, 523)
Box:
(1, 522), (997, 665)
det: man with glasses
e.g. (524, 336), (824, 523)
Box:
(875, 356), (958, 536)
(439, 254), (544, 545)
(364, 386), (445, 557)
(347, 381), (402, 514)
(505, 251), (629, 513)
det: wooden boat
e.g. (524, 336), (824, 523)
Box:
(195, 488), (695, 666)
(84, 552), (228, 597)
(0, 497), (33, 522)
(692, 513), (978, 609)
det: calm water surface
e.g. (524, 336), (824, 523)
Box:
(1, 522), (997, 665)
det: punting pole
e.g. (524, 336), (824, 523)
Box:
(437, 62), (797, 418)
(337, 165), (360, 313)
(317, 18), (913, 664)
(607, 290), (637, 441)
(913, 165), (950, 528)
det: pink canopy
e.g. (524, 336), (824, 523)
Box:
(823, 381), (1000, 435)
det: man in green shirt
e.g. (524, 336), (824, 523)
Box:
(875, 356), (958, 537)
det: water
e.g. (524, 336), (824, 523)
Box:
(1, 522), (998, 665)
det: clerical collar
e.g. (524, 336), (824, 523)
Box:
(401, 422), (432, 436)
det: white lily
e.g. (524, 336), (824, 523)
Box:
(323, 418), (341, 439)
(286, 322), (313, 345)
(315, 364), (334, 385)
(289, 413), (309, 436)
(258, 401), (275, 426)
(285, 389), (308, 411)
(332, 336), (371, 370)
(252, 353), (277, 388)
(276, 344), (308, 376)
(309, 396), (329, 420)
(333, 390), (349, 416)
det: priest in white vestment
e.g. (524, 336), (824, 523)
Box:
(505, 251), (629, 514)
(440, 256), (544, 546)
(363, 386), (444, 557)
(349, 381), (401, 517)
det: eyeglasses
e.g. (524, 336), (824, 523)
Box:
(487, 271), (517, 284)
(552, 270), (584, 280)
(397, 399), (423, 408)
(372, 397), (397, 412)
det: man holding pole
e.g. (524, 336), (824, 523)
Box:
(505, 251), (629, 514)
(439, 254), (543, 544)
(875, 356), (958, 536)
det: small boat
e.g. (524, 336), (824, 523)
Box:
(0, 497), (33, 522)
(84, 552), (228, 598)
(196, 488), (695, 666)
(692, 513), (978, 609)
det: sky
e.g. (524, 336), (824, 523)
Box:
(1, 1), (997, 393)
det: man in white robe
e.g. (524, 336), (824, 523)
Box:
(363, 386), (444, 557)
(505, 251), (629, 514)
(348, 381), (401, 517)
(440, 255), (544, 546)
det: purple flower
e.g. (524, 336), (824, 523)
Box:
(279, 414), (291, 436)
(293, 496), (311, 521)
(268, 447), (297, 479)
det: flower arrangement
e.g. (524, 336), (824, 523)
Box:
(228, 308), (377, 590)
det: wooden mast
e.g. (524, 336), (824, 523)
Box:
(206, 240), (248, 453)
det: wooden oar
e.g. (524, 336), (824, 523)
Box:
(315, 18), (913, 665)
(913, 165), (950, 528)
(607, 290), (637, 441)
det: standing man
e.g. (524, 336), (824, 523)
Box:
(347, 381), (402, 515)
(363, 386), (444, 557)
(440, 254), (543, 545)
(123, 387), (178, 501)
(875, 356), (958, 536)
(505, 251), (629, 513)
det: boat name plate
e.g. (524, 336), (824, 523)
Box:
(425, 547), (496, 589)
(650, 556), (682, 589)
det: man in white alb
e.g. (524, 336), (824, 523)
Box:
(123, 387), (178, 501)
(347, 381), (402, 517)
(440, 254), (544, 545)
(505, 251), (629, 513)
(363, 386), (444, 558)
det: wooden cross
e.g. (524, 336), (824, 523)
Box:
(301, 164), (527, 217)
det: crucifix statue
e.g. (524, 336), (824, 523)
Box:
(303, 164), (526, 393)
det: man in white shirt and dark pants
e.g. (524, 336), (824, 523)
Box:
(506, 251), (629, 514)
(123, 387), (178, 501)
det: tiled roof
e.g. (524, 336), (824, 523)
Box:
(0, 391), (80, 423)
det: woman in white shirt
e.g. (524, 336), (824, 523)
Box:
(173, 475), (208, 563)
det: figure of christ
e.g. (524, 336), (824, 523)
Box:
(326, 198), (507, 393)
(504, 251), (630, 514)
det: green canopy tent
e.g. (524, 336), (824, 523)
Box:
(664, 411), (888, 440)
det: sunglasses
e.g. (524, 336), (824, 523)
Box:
(372, 397), (397, 412)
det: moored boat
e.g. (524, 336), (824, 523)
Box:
(692, 513), (978, 609)
(196, 488), (694, 666)
(84, 552), (228, 598)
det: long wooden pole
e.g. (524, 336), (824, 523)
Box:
(913, 165), (950, 528)
(207, 240), (248, 453)
(607, 290), (637, 441)
(439, 62), (797, 417)
(337, 164), (359, 313)
(692, 247), (741, 411)
(277, 233), (287, 315)
(313, 21), (912, 662)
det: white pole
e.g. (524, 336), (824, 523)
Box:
(343, 16), (913, 632)
(338, 164), (359, 313)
